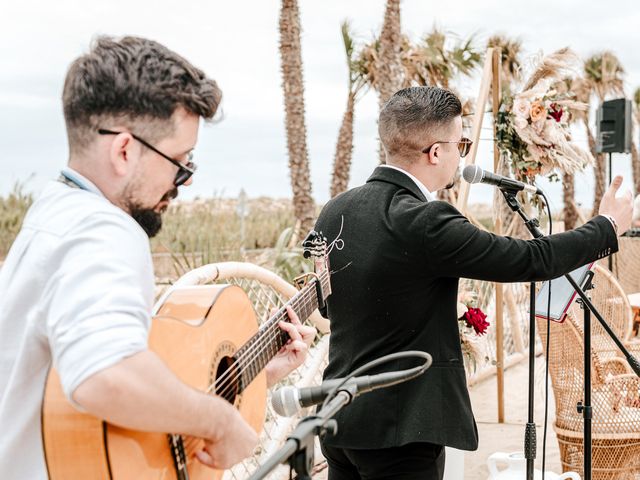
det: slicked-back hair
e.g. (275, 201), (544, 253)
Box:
(62, 35), (222, 153)
(378, 86), (462, 164)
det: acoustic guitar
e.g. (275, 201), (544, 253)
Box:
(41, 232), (331, 479)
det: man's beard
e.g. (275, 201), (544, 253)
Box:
(128, 188), (178, 238)
(130, 208), (163, 238)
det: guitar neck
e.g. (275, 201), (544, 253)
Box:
(225, 271), (327, 393)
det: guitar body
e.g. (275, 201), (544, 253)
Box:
(42, 284), (267, 479)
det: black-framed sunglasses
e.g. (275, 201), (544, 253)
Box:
(98, 128), (197, 187)
(422, 137), (473, 158)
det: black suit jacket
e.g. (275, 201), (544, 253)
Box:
(315, 166), (617, 451)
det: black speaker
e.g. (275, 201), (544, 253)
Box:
(596, 98), (632, 153)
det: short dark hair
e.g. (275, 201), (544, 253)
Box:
(378, 86), (462, 163)
(62, 35), (222, 153)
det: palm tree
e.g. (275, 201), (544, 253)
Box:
(355, 34), (413, 92)
(583, 52), (625, 216)
(632, 87), (640, 195)
(486, 34), (522, 96)
(330, 21), (368, 198)
(376, 0), (403, 163)
(407, 27), (481, 90)
(279, 0), (315, 234)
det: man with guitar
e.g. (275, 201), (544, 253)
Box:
(315, 86), (633, 479)
(0, 36), (315, 478)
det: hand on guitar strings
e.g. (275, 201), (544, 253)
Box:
(265, 306), (317, 387)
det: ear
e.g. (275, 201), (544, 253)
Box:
(106, 132), (137, 179)
(425, 143), (441, 166)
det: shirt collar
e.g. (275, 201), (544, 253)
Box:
(380, 164), (434, 202)
(60, 167), (105, 197)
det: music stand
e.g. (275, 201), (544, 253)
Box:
(536, 264), (596, 477)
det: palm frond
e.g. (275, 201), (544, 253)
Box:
(450, 34), (482, 77)
(486, 34), (523, 83)
(340, 20), (355, 65)
(584, 51), (625, 101)
(354, 37), (380, 90)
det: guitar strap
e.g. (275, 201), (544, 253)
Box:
(58, 171), (89, 191)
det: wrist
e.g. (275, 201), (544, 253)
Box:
(600, 214), (618, 235)
(204, 394), (240, 442)
(265, 362), (277, 388)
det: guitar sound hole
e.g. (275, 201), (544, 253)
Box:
(215, 356), (240, 404)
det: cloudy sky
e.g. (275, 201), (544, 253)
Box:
(1, 0), (639, 212)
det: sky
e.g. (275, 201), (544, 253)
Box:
(1, 0), (639, 214)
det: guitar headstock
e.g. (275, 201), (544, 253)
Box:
(302, 230), (331, 300)
(302, 230), (326, 257)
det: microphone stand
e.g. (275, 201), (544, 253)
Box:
(500, 190), (640, 480)
(248, 384), (357, 480)
(500, 190), (543, 480)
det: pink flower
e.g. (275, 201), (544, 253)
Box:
(463, 307), (490, 335)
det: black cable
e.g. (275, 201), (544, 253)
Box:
(540, 191), (554, 479)
(319, 351), (432, 410)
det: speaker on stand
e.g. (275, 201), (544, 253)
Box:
(596, 98), (632, 271)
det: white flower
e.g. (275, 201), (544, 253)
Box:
(513, 116), (528, 130)
(542, 119), (557, 140)
(532, 118), (545, 134)
(457, 302), (468, 319)
(513, 97), (531, 119)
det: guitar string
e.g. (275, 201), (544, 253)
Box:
(206, 271), (329, 399)
(211, 266), (329, 389)
(209, 272), (329, 400)
(211, 274), (329, 401)
(207, 272), (321, 394)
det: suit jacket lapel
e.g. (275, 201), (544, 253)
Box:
(366, 166), (429, 203)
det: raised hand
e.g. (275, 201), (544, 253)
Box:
(598, 175), (633, 235)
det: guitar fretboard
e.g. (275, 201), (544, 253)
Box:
(215, 269), (329, 401)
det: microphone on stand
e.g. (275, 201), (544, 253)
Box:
(271, 354), (432, 417)
(462, 165), (542, 195)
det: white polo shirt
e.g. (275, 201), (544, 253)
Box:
(0, 168), (154, 478)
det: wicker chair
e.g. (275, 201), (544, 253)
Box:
(165, 261), (330, 479)
(585, 265), (640, 376)
(613, 236), (640, 295)
(537, 312), (640, 479)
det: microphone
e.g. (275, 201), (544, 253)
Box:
(462, 165), (542, 195)
(271, 363), (430, 417)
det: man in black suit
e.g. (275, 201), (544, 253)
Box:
(315, 86), (633, 480)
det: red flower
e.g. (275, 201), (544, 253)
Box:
(549, 103), (563, 122)
(463, 307), (490, 335)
